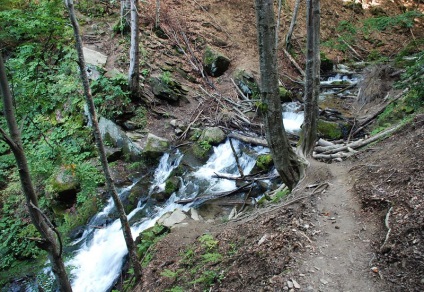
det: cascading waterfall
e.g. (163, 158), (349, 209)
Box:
(282, 102), (304, 134)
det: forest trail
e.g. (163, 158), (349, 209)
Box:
(295, 161), (385, 291)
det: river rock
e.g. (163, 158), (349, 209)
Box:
(98, 117), (142, 161)
(203, 46), (230, 77)
(83, 47), (107, 67)
(142, 133), (170, 161)
(317, 119), (350, 140)
(158, 209), (187, 227)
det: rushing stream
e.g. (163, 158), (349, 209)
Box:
(25, 100), (306, 292)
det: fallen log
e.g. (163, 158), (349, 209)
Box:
(212, 172), (278, 181)
(314, 124), (402, 155)
(228, 132), (268, 147)
(175, 181), (253, 205)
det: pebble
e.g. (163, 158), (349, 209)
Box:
(320, 278), (329, 285)
(335, 225), (340, 229)
(292, 279), (301, 289)
(287, 280), (294, 288)
(306, 286), (314, 291)
(299, 273), (306, 277)
(283, 287), (288, 291)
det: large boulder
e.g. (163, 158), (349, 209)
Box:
(49, 166), (80, 208)
(158, 209), (188, 228)
(83, 47), (107, 67)
(149, 74), (188, 104)
(203, 46), (230, 77)
(200, 127), (226, 145)
(317, 119), (351, 140)
(142, 133), (170, 160)
(98, 117), (142, 161)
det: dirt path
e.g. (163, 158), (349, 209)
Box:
(296, 161), (386, 291)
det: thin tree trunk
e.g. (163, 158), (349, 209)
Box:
(301, 0), (320, 156)
(0, 55), (72, 291)
(155, 0), (161, 29)
(129, 0), (140, 99)
(255, 0), (303, 190)
(275, 0), (284, 49)
(285, 0), (301, 50)
(120, 0), (131, 33)
(64, 0), (143, 281)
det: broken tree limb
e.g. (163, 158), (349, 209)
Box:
(175, 181), (254, 205)
(230, 78), (250, 101)
(316, 138), (335, 147)
(228, 132), (268, 147)
(282, 47), (305, 77)
(212, 172), (278, 181)
(229, 138), (244, 177)
(337, 34), (362, 60)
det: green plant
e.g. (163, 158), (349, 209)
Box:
(272, 189), (290, 203)
(198, 234), (219, 250)
(161, 269), (181, 280)
(198, 140), (212, 151)
(202, 252), (222, 264)
(160, 71), (173, 84)
(362, 11), (423, 34)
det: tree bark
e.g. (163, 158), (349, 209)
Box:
(64, 0), (143, 281)
(120, 0), (131, 33)
(0, 55), (72, 291)
(129, 0), (140, 99)
(285, 0), (301, 50)
(155, 0), (161, 29)
(301, 0), (320, 157)
(255, 0), (303, 190)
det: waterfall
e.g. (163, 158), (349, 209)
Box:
(282, 102), (304, 134)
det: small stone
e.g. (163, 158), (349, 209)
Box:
(292, 279), (301, 289)
(330, 217), (336, 220)
(283, 287), (289, 291)
(335, 225), (340, 229)
(307, 286), (314, 291)
(299, 274), (305, 277)
(320, 279), (328, 285)
(287, 280), (294, 288)
(371, 267), (379, 273)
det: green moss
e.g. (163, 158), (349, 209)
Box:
(165, 178), (178, 195)
(279, 86), (293, 103)
(255, 154), (274, 171)
(317, 119), (344, 140)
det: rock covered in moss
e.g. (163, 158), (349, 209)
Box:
(149, 74), (188, 104)
(279, 86), (293, 103)
(200, 127), (226, 145)
(252, 154), (274, 173)
(203, 46), (230, 77)
(233, 69), (260, 99)
(142, 133), (170, 160)
(317, 119), (351, 140)
(48, 165), (80, 208)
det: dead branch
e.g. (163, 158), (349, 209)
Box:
(282, 47), (305, 77)
(380, 206), (393, 253)
(227, 132), (268, 147)
(337, 34), (362, 60)
(178, 108), (203, 140)
(229, 138), (244, 177)
(230, 78), (250, 101)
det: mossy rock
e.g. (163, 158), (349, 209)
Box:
(199, 127), (226, 145)
(252, 154), (274, 173)
(48, 166), (80, 209)
(279, 86), (293, 103)
(149, 75), (187, 104)
(203, 46), (230, 77)
(233, 69), (260, 99)
(135, 224), (170, 258)
(317, 119), (351, 140)
(191, 142), (213, 162)
(142, 133), (170, 161)
(320, 53), (334, 74)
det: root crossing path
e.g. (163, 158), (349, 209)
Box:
(296, 161), (386, 291)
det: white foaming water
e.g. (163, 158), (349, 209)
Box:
(282, 102), (304, 134)
(68, 142), (262, 292)
(69, 153), (182, 292)
(320, 73), (358, 85)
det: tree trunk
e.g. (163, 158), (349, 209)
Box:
(301, 0), (320, 156)
(0, 55), (72, 291)
(120, 0), (131, 33)
(129, 0), (140, 99)
(64, 0), (143, 281)
(254, 0), (303, 190)
(285, 0), (301, 50)
(155, 0), (161, 29)
(275, 0), (285, 49)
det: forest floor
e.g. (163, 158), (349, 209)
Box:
(77, 0), (424, 291)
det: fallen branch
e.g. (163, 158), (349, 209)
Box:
(178, 108), (203, 140)
(229, 138), (244, 177)
(230, 78), (250, 101)
(176, 182), (253, 205)
(380, 206), (393, 253)
(282, 47), (305, 77)
(228, 132), (268, 147)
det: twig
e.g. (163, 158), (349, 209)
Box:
(178, 109), (203, 140)
(282, 47), (305, 77)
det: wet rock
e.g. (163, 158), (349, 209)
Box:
(142, 133), (170, 161)
(105, 146), (122, 163)
(99, 117), (142, 161)
(203, 46), (230, 77)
